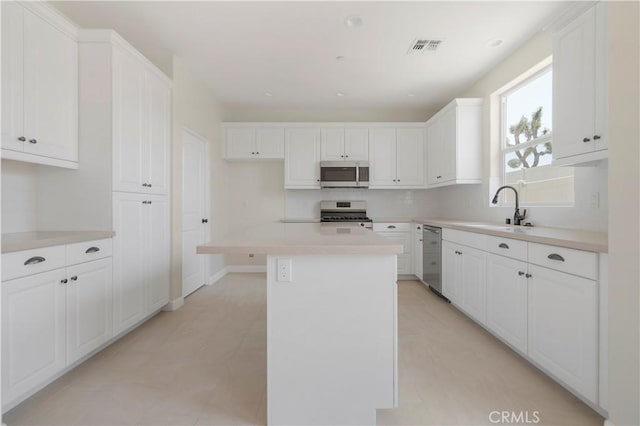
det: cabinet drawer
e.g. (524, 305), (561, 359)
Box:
(66, 239), (113, 265)
(442, 228), (486, 250)
(373, 222), (411, 232)
(485, 235), (527, 261)
(528, 243), (597, 280)
(2, 246), (66, 281)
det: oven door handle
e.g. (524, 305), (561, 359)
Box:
(355, 163), (360, 186)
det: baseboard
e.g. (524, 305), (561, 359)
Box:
(227, 265), (267, 273)
(162, 297), (184, 311)
(208, 267), (229, 285)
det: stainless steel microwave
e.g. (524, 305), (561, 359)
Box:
(320, 161), (369, 188)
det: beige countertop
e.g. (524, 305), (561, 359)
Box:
(2, 231), (116, 254)
(197, 222), (403, 255)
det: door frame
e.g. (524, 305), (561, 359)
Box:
(181, 127), (211, 296)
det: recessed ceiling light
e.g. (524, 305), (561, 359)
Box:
(336, 56), (345, 61)
(344, 15), (363, 28)
(264, 92), (273, 97)
(336, 92), (346, 97)
(487, 38), (503, 48)
(407, 93), (416, 97)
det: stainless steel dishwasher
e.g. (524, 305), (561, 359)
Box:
(422, 225), (443, 295)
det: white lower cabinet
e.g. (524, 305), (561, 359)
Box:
(442, 241), (486, 323)
(527, 264), (597, 402)
(486, 254), (528, 353)
(373, 223), (412, 275)
(442, 241), (461, 304)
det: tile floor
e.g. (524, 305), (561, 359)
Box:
(4, 273), (603, 426)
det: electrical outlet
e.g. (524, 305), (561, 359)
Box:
(277, 258), (292, 282)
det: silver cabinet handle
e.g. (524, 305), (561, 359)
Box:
(525, 273), (532, 278)
(593, 135), (601, 140)
(18, 136), (26, 141)
(518, 271), (525, 276)
(547, 253), (565, 262)
(582, 137), (591, 143)
(70, 276), (78, 281)
(387, 225), (396, 229)
(498, 243), (510, 249)
(355, 163), (360, 186)
(436, 175), (442, 179)
(61, 278), (68, 284)
(24, 256), (45, 265)
(85, 247), (100, 254)
(29, 139), (37, 144)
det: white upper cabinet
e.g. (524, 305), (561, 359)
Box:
(321, 128), (368, 161)
(285, 128), (321, 188)
(112, 45), (171, 195)
(553, 2), (607, 165)
(224, 127), (284, 160)
(1, 2), (78, 168)
(370, 128), (424, 188)
(426, 98), (482, 188)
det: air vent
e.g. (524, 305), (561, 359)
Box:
(407, 38), (443, 55)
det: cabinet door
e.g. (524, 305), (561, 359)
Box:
(225, 127), (256, 159)
(66, 258), (113, 365)
(413, 229), (423, 280)
(1, 1), (25, 152)
(553, 6), (596, 159)
(285, 128), (321, 188)
(442, 241), (461, 304)
(147, 196), (170, 313)
(376, 231), (412, 275)
(146, 72), (171, 195)
(344, 128), (369, 161)
(486, 254), (528, 353)
(113, 48), (146, 192)
(2, 268), (66, 406)
(396, 128), (424, 186)
(426, 120), (440, 185)
(439, 107), (457, 182)
(256, 128), (285, 159)
(459, 246), (486, 324)
(369, 128), (397, 186)
(593, 1), (608, 152)
(23, 8), (78, 162)
(527, 265), (597, 402)
(112, 193), (147, 335)
(321, 128), (345, 161)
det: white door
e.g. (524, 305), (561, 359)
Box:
(182, 129), (209, 297)
(442, 241), (461, 304)
(396, 128), (424, 186)
(426, 120), (441, 185)
(2, 269), (66, 406)
(112, 192), (147, 334)
(225, 127), (255, 159)
(284, 128), (321, 188)
(256, 128), (285, 159)
(146, 72), (171, 195)
(485, 254), (528, 353)
(22, 7), (77, 162)
(66, 258), (113, 365)
(527, 265), (597, 401)
(321, 128), (345, 161)
(369, 128), (396, 186)
(147, 196), (170, 312)
(344, 128), (369, 161)
(459, 246), (486, 324)
(1, 1), (25, 152)
(439, 108), (457, 182)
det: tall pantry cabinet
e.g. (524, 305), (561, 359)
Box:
(77, 30), (172, 334)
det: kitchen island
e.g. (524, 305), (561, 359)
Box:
(197, 223), (403, 425)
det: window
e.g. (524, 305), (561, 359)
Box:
(500, 65), (574, 206)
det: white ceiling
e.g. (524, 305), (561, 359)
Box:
(52, 1), (571, 117)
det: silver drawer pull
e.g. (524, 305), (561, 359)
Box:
(387, 225), (396, 229)
(85, 247), (100, 254)
(547, 253), (565, 262)
(498, 243), (510, 249)
(24, 256), (46, 266)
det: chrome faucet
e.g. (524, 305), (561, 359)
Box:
(492, 185), (527, 225)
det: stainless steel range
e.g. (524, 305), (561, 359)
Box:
(320, 201), (373, 230)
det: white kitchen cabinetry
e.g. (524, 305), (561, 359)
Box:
(2, 239), (114, 411)
(113, 193), (170, 335)
(373, 223), (412, 275)
(426, 99), (482, 188)
(442, 240), (486, 323)
(442, 241), (461, 304)
(321, 128), (368, 161)
(113, 47), (171, 195)
(285, 128), (322, 188)
(370, 128), (424, 188)
(413, 224), (423, 281)
(223, 127), (285, 160)
(1, 1), (79, 168)
(553, 2), (607, 165)
(486, 253), (528, 353)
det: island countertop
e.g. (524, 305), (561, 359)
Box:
(197, 222), (403, 255)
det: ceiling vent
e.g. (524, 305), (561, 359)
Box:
(407, 38), (443, 55)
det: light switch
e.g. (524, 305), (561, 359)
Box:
(277, 258), (292, 282)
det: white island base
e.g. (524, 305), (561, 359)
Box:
(266, 254), (397, 425)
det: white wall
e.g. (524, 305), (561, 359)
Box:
(1, 160), (38, 233)
(607, 2), (639, 424)
(431, 30), (608, 231)
(171, 56), (229, 299)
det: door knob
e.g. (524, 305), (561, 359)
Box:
(593, 135), (601, 140)
(582, 137), (591, 143)
(17, 136), (26, 142)
(202, 218), (208, 224)
(29, 139), (37, 144)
